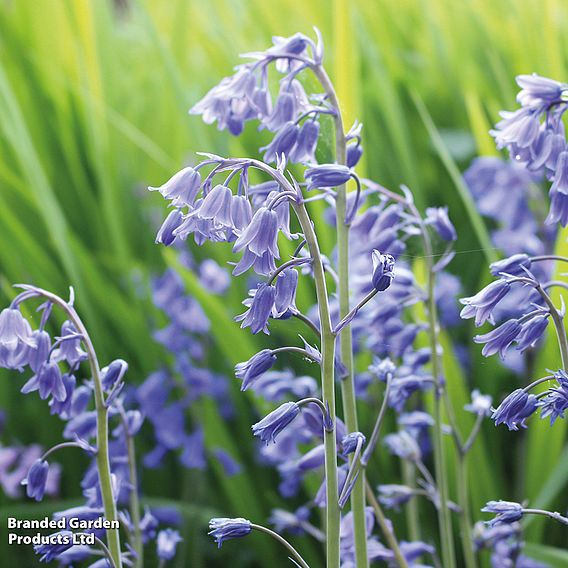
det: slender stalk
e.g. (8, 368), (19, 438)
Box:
(271, 346), (321, 363)
(119, 410), (143, 568)
(292, 203), (340, 568)
(24, 289), (123, 567)
(521, 509), (568, 525)
(41, 441), (90, 461)
(251, 524), (312, 568)
(456, 456), (477, 568)
(530, 255), (568, 264)
(420, 234), (456, 568)
(402, 461), (421, 542)
(364, 481), (409, 568)
(334, 289), (378, 335)
(312, 61), (368, 568)
(292, 311), (321, 337)
(461, 414), (484, 455)
(535, 284), (568, 368)
(360, 373), (392, 467)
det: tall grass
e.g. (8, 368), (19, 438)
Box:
(1, 0), (567, 565)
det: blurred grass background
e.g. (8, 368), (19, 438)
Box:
(1, 0), (568, 565)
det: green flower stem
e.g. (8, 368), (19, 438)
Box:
(421, 234), (456, 568)
(250, 523), (312, 568)
(521, 509), (568, 525)
(402, 461), (421, 542)
(215, 158), (341, 567)
(119, 409), (143, 568)
(312, 61), (369, 568)
(534, 284), (568, 368)
(364, 481), (409, 568)
(456, 455), (477, 568)
(30, 289), (123, 568)
(293, 202), (340, 568)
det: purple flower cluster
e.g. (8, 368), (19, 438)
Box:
(0, 287), (181, 566)
(490, 74), (568, 225)
(138, 266), (240, 477)
(474, 521), (548, 568)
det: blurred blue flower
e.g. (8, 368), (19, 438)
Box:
(252, 402), (301, 444)
(492, 389), (538, 430)
(209, 518), (252, 548)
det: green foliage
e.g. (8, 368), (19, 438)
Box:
(1, 0), (567, 565)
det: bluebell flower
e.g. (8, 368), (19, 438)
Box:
(0, 307), (35, 350)
(101, 359), (128, 391)
(54, 321), (87, 365)
(546, 150), (568, 225)
(464, 157), (549, 256)
(490, 253), (532, 277)
(269, 506), (310, 536)
(265, 32), (312, 61)
(232, 249), (277, 277)
(388, 374), (432, 412)
(371, 250), (395, 291)
(435, 272), (462, 327)
(305, 164), (352, 189)
(212, 448), (242, 476)
(233, 207), (280, 259)
(33, 531), (75, 562)
(261, 121), (300, 163)
(152, 403), (186, 450)
(236, 349), (277, 391)
(315, 465), (349, 508)
(369, 357), (396, 381)
(263, 90), (297, 132)
(0, 308), (35, 370)
(377, 484), (415, 510)
(199, 259), (230, 295)
(538, 370), (568, 424)
(64, 411), (98, 440)
(157, 528), (183, 560)
(346, 142), (363, 168)
(21, 361), (67, 401)
(155, 209), (184, 246)
(230, 195), (253, 234)
(341, 432), (366, 456)
(482, 500), (523, 526)
(49, 373), (77, 417)
(474, 319), (522, 359)
(294, 443), (325, 472)
(179, 428), (207, 470)
(398, 411), (434, 434)
(22, 458), (49, 501)
(252, 401), (301, 444)
(246, 369), (317, 402)
(235, 283), (276, 334)
(196, 184), (234, 226)
(516, 74), (567, 106)
(492, 107), (540, 151)
(465, 389), (493, 416)
(137, 370), (171, 416)
(399, 541), (435, 563)
(290, 120), (320, 163)
(425, 206), (457, 241)
(209, 518), (252, 548)
(492, 389), (538, 430)
(516, 314), (550, 352)
(384, 431), (421, 462)
(190, 67), (257, 134)
(149, 166), (201, 207)
(547, 184), (568, 226)
(460, 279), (511, 326)
(273, 268), (298, 316)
